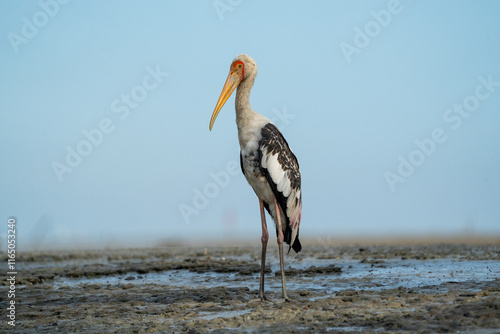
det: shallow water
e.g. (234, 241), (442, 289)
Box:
(54, 257), (499, 294)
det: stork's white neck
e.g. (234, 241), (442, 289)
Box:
(234, 74), (271, 151)
(235, 75), (256, 126)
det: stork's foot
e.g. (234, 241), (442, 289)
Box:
(258, 288), (267, 301)
(249, 295), (268, 303)
(251, 294), (290, 303)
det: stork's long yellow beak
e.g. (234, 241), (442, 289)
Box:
(209, 70), (241, 131)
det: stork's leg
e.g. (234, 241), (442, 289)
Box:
(275, 198), (290, 301)
(259, 199), (269, 301)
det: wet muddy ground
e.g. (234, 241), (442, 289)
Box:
(2, 240), (500, 333)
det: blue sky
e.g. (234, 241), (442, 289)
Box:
(1, 0), (499, 250)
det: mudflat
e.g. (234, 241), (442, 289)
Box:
(2, 240), (499, 333)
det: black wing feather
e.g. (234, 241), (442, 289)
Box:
(258, 123), (302, 253)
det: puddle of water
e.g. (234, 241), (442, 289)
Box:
(54, 270), (237, 289)
(53, 259), (500, 294)
(198, 309), (250, 321)
(326, 326), (385, 332)
(337, 259), (499, 291)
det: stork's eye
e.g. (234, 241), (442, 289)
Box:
(231, 61), (245, 79)
(232, 61), (244, 70)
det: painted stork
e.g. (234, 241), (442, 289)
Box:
(209, 54), (302, 301)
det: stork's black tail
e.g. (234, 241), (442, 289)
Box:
(284, 225), (302, 254)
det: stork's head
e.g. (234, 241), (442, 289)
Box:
(209, 54), (257, 131)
